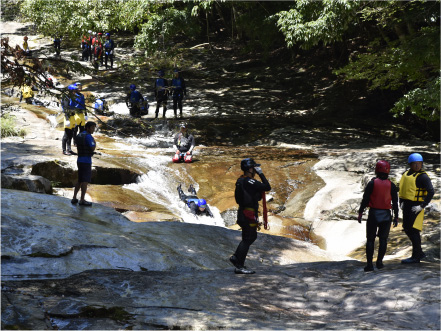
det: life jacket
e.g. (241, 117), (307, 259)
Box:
(399, 170), (429, 202)
(23, 41), (29, 51)
(156, 78), (167, 93)
(177, 133), (191, 149)
(368, 178), (392, 209)
(81, 35), (89, 49)
(186, 197), (199, 208)
(94, 44), (102, 58)
(21, 85), (33, 99)
(235, 176), (255, 208)
(172, 78), (183, 88)
(129, 91), (142, 104)
(104, 39), (114, 50)
(94, 99), (104, 112)
(75, 131), (94, 157)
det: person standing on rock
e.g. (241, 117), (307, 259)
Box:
(399, 153), (434, 264)
(154, 69), (169, 118)
(61, 85), (78, 155)
(171, 68), (186, 118)
(104, 33), (115, 69)
(22, 36), (32, 56)
(71, 82), (87, 140)
(230, 158), (271, 274)
(72, 121), (97, 206)
(358, 160), (399, 272)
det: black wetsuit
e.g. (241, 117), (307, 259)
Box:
(233, 173), (271, 267)
(359, 177), (399, 267)
(173, 132), (195, 153)
(177, 186), (213, 217)
(400, 170), (434, 260)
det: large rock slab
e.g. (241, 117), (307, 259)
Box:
(1, 189), (340, 281)
(2, 261), (439, 330)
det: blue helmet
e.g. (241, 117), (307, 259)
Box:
(130, 84), (136, 90)
(68, 84), (78, 91)
(197, 199), (207, 208)
(106, 32), (110, 36)
(408, 153), (423, 164)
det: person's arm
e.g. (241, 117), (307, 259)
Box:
(205, 205), (214, 218)
(173, 134), (179, 153)
(187, 135), (195, 154)
(391, 182), (399, 226)
(358, 180), (374, 215)
(417, 174), (435, 208)
(86, 134), (96, 153)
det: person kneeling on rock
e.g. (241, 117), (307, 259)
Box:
(358, 160), (399, 272)
(177, 184), (213, 218)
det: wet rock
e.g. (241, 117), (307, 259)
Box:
(1, 174), (52, 194)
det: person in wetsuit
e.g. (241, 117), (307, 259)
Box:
(358, 160), (399, 272)
(399, 153), (434, 264)
(177, 184), (213, 218)
(173, 123), (195, 156)
(154, 69), (168, 118)
(125, 84), (145, 117)
(171, 68), (186, 118)
(230, 158), (271, 274)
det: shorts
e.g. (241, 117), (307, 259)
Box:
(77, 162), (92, 183)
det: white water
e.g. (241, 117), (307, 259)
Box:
(121, 134), (226, 227)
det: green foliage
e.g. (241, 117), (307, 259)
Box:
(391, 77), (440, 121)
(1, 113), (27, 138)
(274, 0), (361, 49)
(134, 6), (199, 56)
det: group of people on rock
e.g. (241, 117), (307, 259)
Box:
(357, 154), (434, 272)
(81, 31), (115, 69)
(126, 68), (187, 118)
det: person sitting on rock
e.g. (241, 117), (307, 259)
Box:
(19, 80), (38, 104)
(22, 36), (32, 56)
(177, 184), (213, 218)
(93, 95), (109, 116)
(125, 84), (145, 117)
(172, 123), (195, 162)
(358, 160), (399, 272)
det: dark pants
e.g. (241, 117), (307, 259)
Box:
(62, 128), (74, 152)
(365, 209), (392, 265)
(155, 96), (167, 118)
(234, 209), (258, 267)
(402, 201), (424, 259)
(73, 125), (84, 144)
(105, 52), (113, 68)
(54, 41), (60, 54)
(173, 96), (183, 117)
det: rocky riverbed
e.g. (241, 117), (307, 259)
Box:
(1, 20), (440, 330)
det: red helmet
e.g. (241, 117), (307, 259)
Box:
(375, 160), (390, 174)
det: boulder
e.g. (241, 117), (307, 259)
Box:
(1, 174), (52, 194)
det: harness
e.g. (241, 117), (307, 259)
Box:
(177, 133), (190, 148)
(399, 170), (429, 202)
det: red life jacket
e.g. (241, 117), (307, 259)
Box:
(368, 178), (392, 210)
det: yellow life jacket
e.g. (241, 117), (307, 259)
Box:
(399, 170), (428, 202)
(21, 85), (34, 99)
(23, 41), (29, 50)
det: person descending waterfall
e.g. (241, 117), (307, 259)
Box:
(154, 69), (169, 118)
(172, 123), (195, 163)
(399, 153), (434, 264)
(177, 184), (214, 218)
(230, 158), (271, 275)
(171, 68), (186, 118)
(72, 121), (97, 206)
(358, 160), (399, 272)
(125, 84), (147, 117)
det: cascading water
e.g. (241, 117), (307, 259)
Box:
(106, 106), (226, 227)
